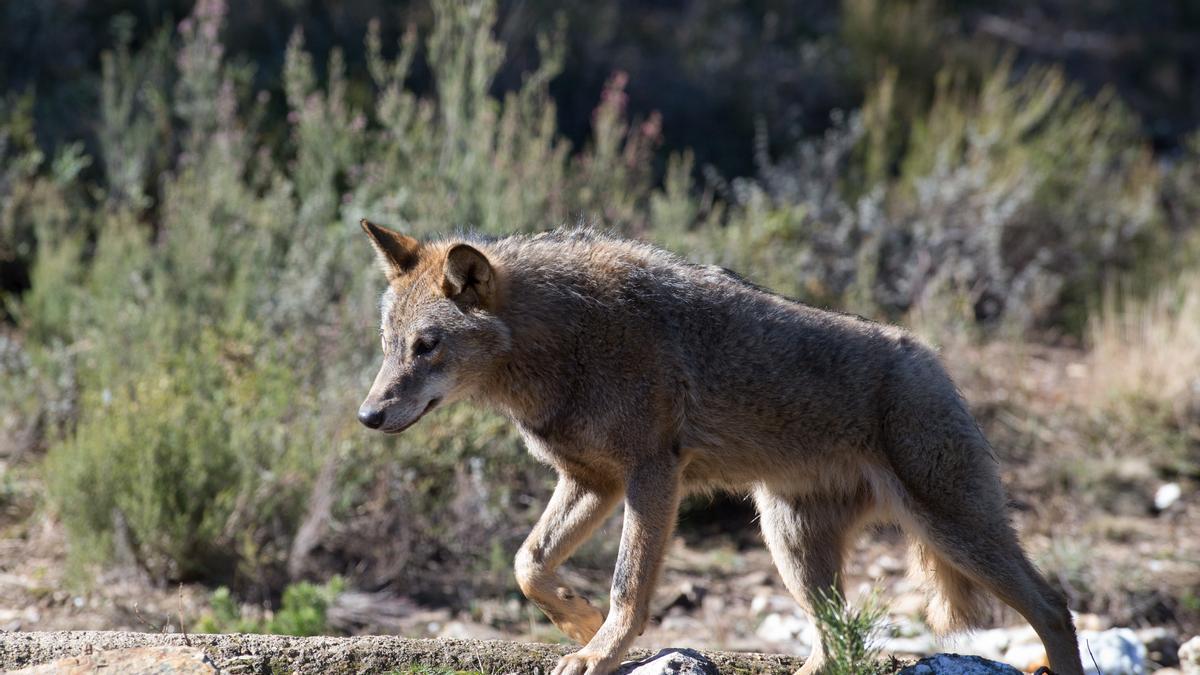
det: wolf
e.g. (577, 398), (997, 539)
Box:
(356, 220), (1084, 675)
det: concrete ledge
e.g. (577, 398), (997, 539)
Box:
(0, 631), (804, 674)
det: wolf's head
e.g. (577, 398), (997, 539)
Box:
(357, 220), (511, 433)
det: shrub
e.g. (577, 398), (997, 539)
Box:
(197, 576), (346, 636)
(809, 589), (889, 675)
(663, 55), (1168, 336)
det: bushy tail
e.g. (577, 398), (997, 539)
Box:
(908, 538), (994, 634)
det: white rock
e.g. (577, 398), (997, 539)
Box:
(750, 593), (796, 616)
(1079, 628), (1147, 675)
(1179, 635), (1200, 675)
(755, 611), (813, 645)
(616, 648), (720, 675)
(899, 653), (1023, 674)
(1155, 483), (1183, 511)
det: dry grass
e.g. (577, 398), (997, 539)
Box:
(1087, 272), (1200, 418)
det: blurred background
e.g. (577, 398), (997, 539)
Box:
(1, 0), (1197, 670)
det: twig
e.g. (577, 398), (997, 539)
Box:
(130, 601), (163, 633)
(1086, 639), (1104, 675)
(178, 583), (193, 647)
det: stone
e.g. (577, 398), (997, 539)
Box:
(1179, 635), (1200, 675)
(1079, 628), (1147, 675)
(898, 653), (1023, 674)
(8, 646), (218, 675)
(1154, 483), (1182, 511)
(755, 611), (813, 645)
(617, 648), (721, 675)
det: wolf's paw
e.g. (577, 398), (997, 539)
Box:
(550, 589), (605, 644)
(552, 649), (619, 675)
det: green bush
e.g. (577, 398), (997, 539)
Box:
(810, 590), (889, 675)
(197, 576), (346, 635)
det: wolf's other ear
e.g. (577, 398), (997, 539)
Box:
(361, 219), (421, 281)
(442, 244), (494, 308)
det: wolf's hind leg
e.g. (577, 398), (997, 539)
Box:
(515, 474), (622, 644)
(753, 486), (871, 675)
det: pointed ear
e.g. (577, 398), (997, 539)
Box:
(361, 219), (421, 281)
(442, 244), (494, 308)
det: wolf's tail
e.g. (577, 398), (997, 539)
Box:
(907, 537), (993, 634)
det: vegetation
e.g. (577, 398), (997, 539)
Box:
(0, 0), (1197, 640)
(197, 577), (346, 635)
(810, 590), (889, 675)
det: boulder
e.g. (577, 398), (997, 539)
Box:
(898, 653), (1023, 674)
(8, 646), (217, 675)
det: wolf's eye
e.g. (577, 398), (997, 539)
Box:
(412, 336), (439, 358)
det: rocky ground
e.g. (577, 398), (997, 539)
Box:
(0, 631), (800, 674)
(1, 343), (1197, 674)
(0, 506), (1193, 674)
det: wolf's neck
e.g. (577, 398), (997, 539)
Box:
(474, 260), (595, 427)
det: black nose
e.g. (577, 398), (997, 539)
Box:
(357, 406), (385, 429)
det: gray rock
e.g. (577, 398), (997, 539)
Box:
(899, 653), (1024, 674)
(617, 648), (721, 675)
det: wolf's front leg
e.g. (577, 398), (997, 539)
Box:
(552, 456), (682, 675)
(516, 474), (623, 644)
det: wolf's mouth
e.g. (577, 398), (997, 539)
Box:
(382, 397), (442, 434)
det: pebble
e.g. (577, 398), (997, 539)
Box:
(1154, 483), (1182, 511)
